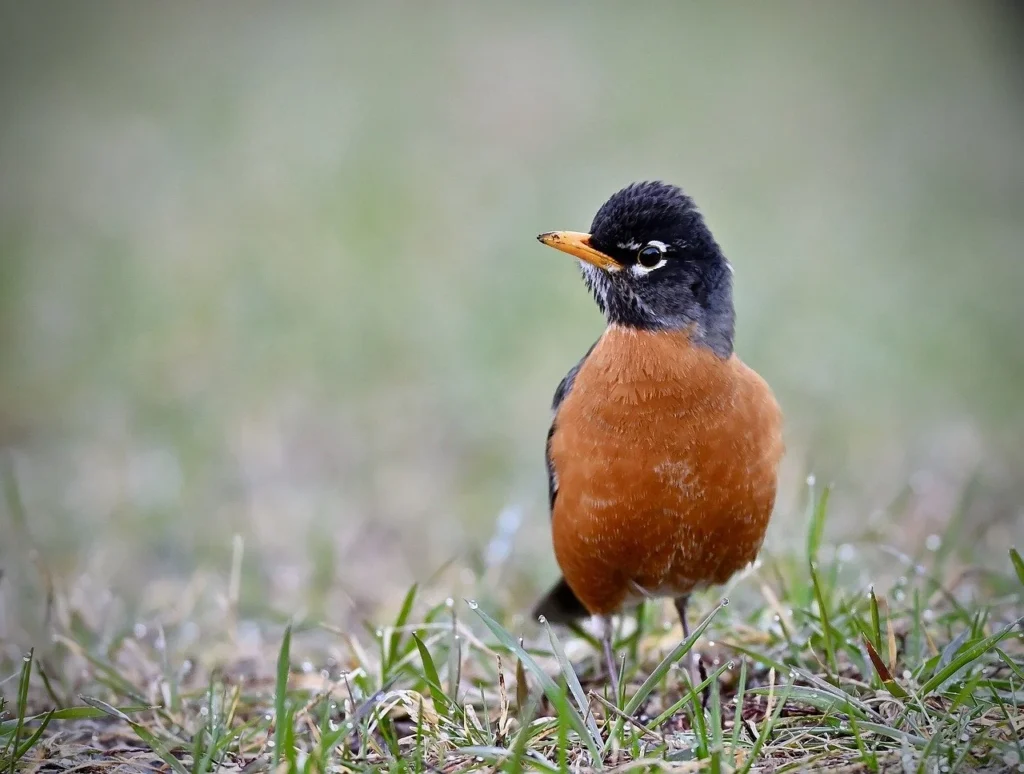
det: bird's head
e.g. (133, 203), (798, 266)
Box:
(538, 181), (735, 357)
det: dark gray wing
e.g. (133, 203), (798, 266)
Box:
(546, 340), (598, 512)
(536, 340), (600, 624)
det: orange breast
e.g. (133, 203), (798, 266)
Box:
(549, 325), (784, 616)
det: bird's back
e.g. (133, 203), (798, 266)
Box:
(548, 324), (783, 616)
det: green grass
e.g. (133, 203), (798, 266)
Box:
(3, 479), (1022, 772)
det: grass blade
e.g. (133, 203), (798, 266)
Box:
(648, 659), (733, 731)
(937, 628), (970, 673)
(515, 657), (528, 713)
(0, 705), (151, 735)
(412, 633), (451, 719)
(5, 649), (32, 774)
(385, 583), (418, 676)
(737, 681), (793, 774)
(507, 700), (546, 774)
(808, 561), (838, 675)
(540, 616), (602, 747)
(868, 586), (882, 652)
(471, 603), (602, 764)
(1009, 548), (1024, 587)
(11, 711), (53, 763)
(806, 481), (831, 564)
(128, 722), (190, 774)
(623, 599), (725, 716)
(863, 636), (909, 700)
(730, 659), (748, 754)
(274, 624), (292, 766)
(80, 696), (189, 774)
(919, 617), (1023, 696)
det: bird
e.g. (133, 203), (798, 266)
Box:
(532, 181), (784, 696)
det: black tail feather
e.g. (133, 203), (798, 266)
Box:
(532, 577), (589, 624)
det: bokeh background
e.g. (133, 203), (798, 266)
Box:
(2, 3), (1023, 640)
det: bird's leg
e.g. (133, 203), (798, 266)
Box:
(674, 595), (709, 709)
(601, 616), (621, 702)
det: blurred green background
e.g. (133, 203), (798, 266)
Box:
(1, 3), (1022, 632)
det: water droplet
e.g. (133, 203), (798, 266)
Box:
(960, 733), (970, 742)
(320, 669), (330, 679)
(537, 615), (548, 625)
(199, 706), (209, 717)
(445, 597), (455, 608)
(902, 670), (912, 680)
(708, 641), (716, 647)
(133, 623), (147, 639)
(837, 544), (854, 562)
(721, 597), (730, 606)
(773, 614), (781, 622)
(375, 628), (384, 638)
(467, 600), (479, 610)
(925, 534), (941, 551)
(267, 740), (275, 748)
(265, 713), (273, 721)
(302, 661), (313, 673)
(727, 661), (735, 669)
(806, 474), (816, 486)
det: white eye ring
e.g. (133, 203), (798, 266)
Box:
(633, 241), (668, 275)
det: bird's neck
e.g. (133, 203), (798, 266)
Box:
(601, 284), (735, 359)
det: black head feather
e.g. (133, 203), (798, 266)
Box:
(590, 181), (715, 259)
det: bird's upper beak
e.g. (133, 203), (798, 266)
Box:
(537, 231), (622, 272)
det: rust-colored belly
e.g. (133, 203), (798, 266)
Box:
(549, 326), (783, 616)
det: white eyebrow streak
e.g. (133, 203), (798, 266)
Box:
(647, 240), (668, 251)
(617, 240), (641, 251)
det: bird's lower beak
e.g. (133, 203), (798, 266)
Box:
(537, 231), (621, 272)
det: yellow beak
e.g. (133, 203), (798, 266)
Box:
(537, 231), (622, 271)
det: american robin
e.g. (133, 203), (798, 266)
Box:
(532, 181), (784, 694)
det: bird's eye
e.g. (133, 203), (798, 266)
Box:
(637, 244), (665, 269)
